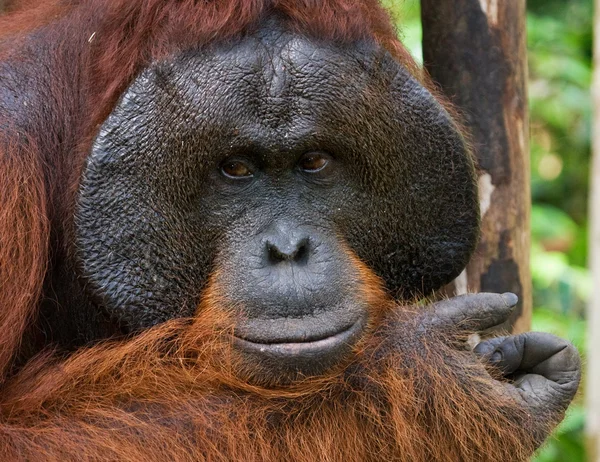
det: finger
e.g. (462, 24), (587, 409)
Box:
(485, 333), (580, 381)
(484, 333), (581, 413)
(473, 336), (505, 359)
(474, 333), (581, 447)
(427, 292), (518, 333)
(514, 333), (581, 384)
(475, 335), (523, 375)
(511, 370), (580, 416)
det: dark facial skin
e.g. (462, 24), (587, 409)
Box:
(76, 17), (479, 376)
(0, 8), (581, 451)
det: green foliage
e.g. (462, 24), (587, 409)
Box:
(531, 206), (590, 318)
(529, 1), (592, 231)
(527, 1), (592, 458)
(389, 0), (592, 459)
(535, 406), (587, 462)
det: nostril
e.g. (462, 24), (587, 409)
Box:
(267, 238), (310, 264)
(294, 240), (309, 263)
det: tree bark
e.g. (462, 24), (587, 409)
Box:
(421, 0), (531, 333)
(586, 0), (600, 456)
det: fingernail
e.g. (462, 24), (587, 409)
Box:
(491, 351), (502, 363)
(501, 293), (518, 307)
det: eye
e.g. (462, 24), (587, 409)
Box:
(221, 159), (253, 179)
(298, 152), (330, 173)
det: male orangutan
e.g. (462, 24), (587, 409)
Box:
(0, 1), (580, 460)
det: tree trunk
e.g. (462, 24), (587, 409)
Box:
(421, 0), (531, 333)
(586, 0), (600, 456)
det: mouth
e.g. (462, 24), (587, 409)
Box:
(233, 319), (364, 358)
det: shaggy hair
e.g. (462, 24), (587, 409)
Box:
(0, 1), (545, 460)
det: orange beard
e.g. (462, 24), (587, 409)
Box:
(0, 292), (544, 462)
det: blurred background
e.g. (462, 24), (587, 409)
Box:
(391, 1), (593, 460)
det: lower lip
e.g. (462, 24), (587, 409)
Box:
(233, 320), (363, 357)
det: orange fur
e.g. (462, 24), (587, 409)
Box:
(0, 134), (49, 378)
(0, 284), (543, 461)
(0, 2), (546, 460)
(0, 0), (420, 375)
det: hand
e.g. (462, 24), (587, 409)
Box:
(422, 293), (581, 426)
(474, 331), (581, 415)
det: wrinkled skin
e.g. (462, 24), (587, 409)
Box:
(74, 17), (479, 379)
(0, 12), (580, 451)
(72, 17), (580, 422)
(422, 292), (580, 435)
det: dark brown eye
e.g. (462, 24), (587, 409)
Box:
(221, 160), (253, 179)
(299, 153), (329, 172)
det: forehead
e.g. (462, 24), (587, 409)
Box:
(110, 21), (405, 142)
(170, 29), (387, 105)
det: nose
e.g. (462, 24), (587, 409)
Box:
(266, 233), (310, 264)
